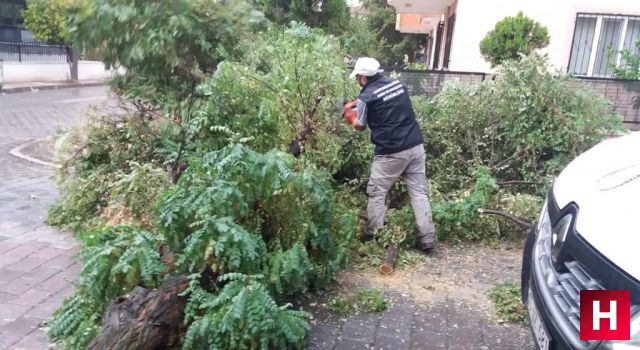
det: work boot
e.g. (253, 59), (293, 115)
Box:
(415, 240), (435, 253)
(360, 230), (375, 242)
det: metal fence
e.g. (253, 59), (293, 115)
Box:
(387, 69), (490, 97)
(0, 40), (69, 62)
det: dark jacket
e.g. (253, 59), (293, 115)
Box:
(358, 74), (424, 155)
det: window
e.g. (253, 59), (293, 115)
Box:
(568, 14), (640, 78)
(0, 0), (25, 26)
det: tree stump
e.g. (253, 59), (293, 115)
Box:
(86, 275), (189, 350)
(377, 245), (400, 275)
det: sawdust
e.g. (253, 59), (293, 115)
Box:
(334, 241), (525, 318)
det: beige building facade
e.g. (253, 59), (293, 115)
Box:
(389, 0), (640, 76)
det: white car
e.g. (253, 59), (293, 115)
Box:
(521, 131), (640, 350)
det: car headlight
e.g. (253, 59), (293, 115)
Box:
(602, 310), (640, 349)
(534, 197), (573, 264)
(551, 213), (572, 263)
(536, 199), (551, 241)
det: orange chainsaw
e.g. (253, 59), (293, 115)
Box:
(337, 98), (358, 125)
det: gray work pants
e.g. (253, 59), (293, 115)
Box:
(366, 144), (436, 244)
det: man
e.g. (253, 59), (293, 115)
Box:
(343, 57), (436, 252)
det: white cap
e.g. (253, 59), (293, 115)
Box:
(349, 57), (383, 79)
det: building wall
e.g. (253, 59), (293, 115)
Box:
(450, 0), (640, 73)
(576, 78), (640, 130)
(391, 69), (488, 96)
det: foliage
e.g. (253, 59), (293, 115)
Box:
(158, 145), (355, 348)
(411, 56), (623, 241)
(488, 282), (528, 324)
(156, 144), (347, 290)
(353, 288), (391, 312)
(49, 226), (165, 348)
(326, 295), (351, 315)
(417, 55), (625, 195)
(183, 274), (310, 350)
(253, 0), (350, 35)
(488, 191), (543, 237)
(479, 12), (549, 67)
(341, 0), (422, 66)
(405, 62), (429, 70)
(353, 240), (426, 271)
(47, 166), (113, 232)
(376, 206), (416, 248)
(48, 114), (166, 231)
(62, 114), (164, 176)
(608, 38), (640, 79)
(104, 161), (170, 225)
(191, 24), (359, 171)
(51, 144), (357, 349)
(22, 0), (85, 44)
(327, 288), (391, 314)
(50, 4), (369, 349)
(339, 15), (387, 63)
(431, 167), (499, 242)
(69, 0), (265, 107)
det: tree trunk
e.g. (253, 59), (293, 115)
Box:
(287, 121), (313, 157)
(86, 275), (189, 350)
(65, 46), (78, 82)
(378, 245), (400, 275)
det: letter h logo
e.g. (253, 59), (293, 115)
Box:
(580, 290), (631, 340)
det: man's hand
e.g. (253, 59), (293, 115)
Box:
(343, 100), (365, 131)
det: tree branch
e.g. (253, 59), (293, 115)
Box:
(478, 209), (533, 230)
(496, 180), (542, 186)
(287, 88), (326, 157)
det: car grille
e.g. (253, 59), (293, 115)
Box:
(534, 227), (601, 348)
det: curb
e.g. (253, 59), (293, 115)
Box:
(9, 137), (62, 169)
(0, 81), (108, 94)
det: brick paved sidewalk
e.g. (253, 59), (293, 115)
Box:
(0, 176), (80, 349)
(0, 87), (108, 349)
(305, 294), (534, 350)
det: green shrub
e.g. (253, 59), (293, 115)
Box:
(107, 161), (170, 224)
(608, 38), (640, 79)
(479, 12), (549, 67)
(414, 57), (623, 241)
(418, 55), (624, 195)
(22, 0), (84, 44)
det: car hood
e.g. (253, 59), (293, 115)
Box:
(553, 132), (640, 280)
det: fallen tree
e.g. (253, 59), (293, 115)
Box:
(86, 276), (189, 350)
